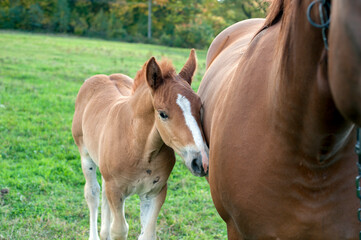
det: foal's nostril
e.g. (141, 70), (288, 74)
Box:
(191, 157), (203, 174)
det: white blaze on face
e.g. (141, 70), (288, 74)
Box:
(176, 94), (204, 152)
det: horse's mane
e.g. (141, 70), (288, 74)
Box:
(257, 0), (285, 34)
(257, 0), (303, 34)
(132, 58), (176, 93)
(256, 0), (301, 79)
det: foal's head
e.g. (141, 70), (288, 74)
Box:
(145, 50), (209, 177)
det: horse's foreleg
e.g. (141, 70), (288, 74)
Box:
(100, 178), (111, 240)
(138, 184), (167, 240)
(81, 155), (100, 240)
(106, 182), (128, 240)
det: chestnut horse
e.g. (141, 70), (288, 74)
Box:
(72, 50), (209, 240)
(199, 0), (361, 239)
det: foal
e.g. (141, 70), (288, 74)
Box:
(72, 49), (209, 240)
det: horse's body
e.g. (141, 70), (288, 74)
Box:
(199, 0), (361, 239)
(72, 50), (209, 240)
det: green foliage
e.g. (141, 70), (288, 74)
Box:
(174, 20), (213, 49)
(89, 9), (108, 37)
(8, 4), (26, 29)
(106, 12), (126, 39)
(70, 14), (88, 35)
(0, 31), (226, 239)
(53, 0), (70, 32)
(27, 3), (45, 30)
(217, 0), (269, 21)
(0, 0), (268, 49)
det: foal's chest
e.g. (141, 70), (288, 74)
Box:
(100, 143), (175, 198)
(125, 170), (167, 198)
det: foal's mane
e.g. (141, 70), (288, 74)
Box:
(132, 58), (176, 93)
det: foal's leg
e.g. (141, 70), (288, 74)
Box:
(81, 155), (100, 240)
(106, 182), (128, 240)
(138, 185), (167, 240)
(100, 178), (111, 240)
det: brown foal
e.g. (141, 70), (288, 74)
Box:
(72, 49), (209, 240)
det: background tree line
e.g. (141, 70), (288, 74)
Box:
(0, 0), (268, 49)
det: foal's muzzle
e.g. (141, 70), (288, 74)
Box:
(191, 153), (207, 177)
(183, 147), (209, 177)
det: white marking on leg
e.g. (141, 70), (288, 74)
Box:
(176, 94), (205, 151)
(138, 192), (165, 240)
(100, 178), (111, 240)
(81, 156), (100, 240)
(140, 198), (152, 235)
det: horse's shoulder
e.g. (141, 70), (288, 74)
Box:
(206, 18), (265, 68)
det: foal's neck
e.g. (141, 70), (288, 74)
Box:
(130, 84), (164, 162)
(130, 84), (154, 118)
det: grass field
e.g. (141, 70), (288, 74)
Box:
(0, 31), (226, 239)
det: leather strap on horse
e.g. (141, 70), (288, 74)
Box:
(355, 128), (361, 239)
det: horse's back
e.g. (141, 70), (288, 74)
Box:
(199, 19), (264, 145)
(109, 73), (133, 95)
(206, 18), (265, 68)
(72, 74), (133, 159)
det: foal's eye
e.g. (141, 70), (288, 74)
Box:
(159, 111), (168, 120)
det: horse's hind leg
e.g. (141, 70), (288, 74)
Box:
(100, 178), (111, 240)
(138, 184), (167, 240)
(81, 155), (100, 240)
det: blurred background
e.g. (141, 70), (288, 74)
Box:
(0, 0), (268, 49)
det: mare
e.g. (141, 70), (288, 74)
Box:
(72, 49), (209, 240)
(198, 0), (361, 239)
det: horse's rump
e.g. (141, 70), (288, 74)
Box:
(206, 18), (265, 68)
(199, 19), (264, 145)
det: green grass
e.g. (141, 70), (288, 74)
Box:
(0, 31), (226, 239)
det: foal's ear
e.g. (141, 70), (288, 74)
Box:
(179, 49), (197, 85)
(146, 57), (163, 91)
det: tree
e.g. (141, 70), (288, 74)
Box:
(28, 3), (44, 30)
(53, 0), (70, 32)
(148, 0), (151, 38)
(217, 0), (268, 22)
(0, 0), (269, 49)
(89, 9), (108, 37)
